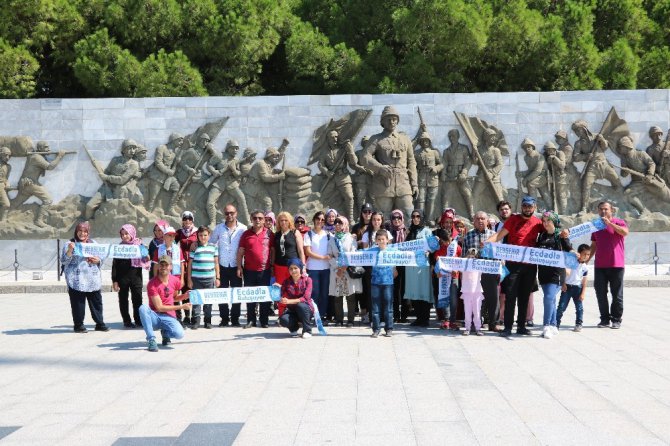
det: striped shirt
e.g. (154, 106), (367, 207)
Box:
(189, 243), (218, 279)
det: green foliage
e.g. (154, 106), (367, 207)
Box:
(0, 0), (670, 97)
(0, 40), (39, 98)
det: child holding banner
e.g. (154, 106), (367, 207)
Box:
(460, 248), (484, 336)
(370, 230), (397, 338)
(112, 224), (150, 328)
(187, 226), (220, 329)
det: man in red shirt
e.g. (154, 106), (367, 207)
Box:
(237, 209), (275, 328)
(487, 195), (544, 336)
(139, 256), (192, 352)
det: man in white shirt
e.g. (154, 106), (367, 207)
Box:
(210, 204), (247, 326)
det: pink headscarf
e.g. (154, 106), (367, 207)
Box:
(73, 221), (91, 243)
(390, 209), (406, 243)
(264, 211), (276, 227)
(335, 215), (350, 234)
(120, 224), (150, 269)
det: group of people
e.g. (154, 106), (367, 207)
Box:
(61, 197), (627, 351)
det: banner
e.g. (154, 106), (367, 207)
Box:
(436, 275), (451, 309)
(74, 242), (148, 259)
(388, 235), (440, 253)
(337, 249), (429, 267)
(436, 256), (504, 275)
(480, 243), (579, 269)
(568, 218), (607, 239)
(189, 286), (326, 335)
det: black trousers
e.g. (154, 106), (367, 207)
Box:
(218, 266), (242, 323)
(393, 266), (410, 321)
(594, 267), (625, 323)
(68, 288), (105, 328)
(503, 263), (537, 331)
(414, 300), (432, 324)
(243, 269), (271, 325)
(279, 302), (313, 333)
(481, 273), (500, 327)
(117, 274), (143, 324)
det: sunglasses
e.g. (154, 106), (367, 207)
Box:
(182, 217), (193, 221)
(295, 220), (305, 224)
(362, 210), (372, 214)
(224, 211), (236, 216)
(411, 215), (421, 219)
(334, 220), (343, 225)
(392, 216), (402, 220)
(252, 216), (264, 221)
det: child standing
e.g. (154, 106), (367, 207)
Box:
(187, 226), (220, 329)
(152, 226), (186, 324)
(148, 220), (168, 280)
(370, 230), (397, 338)
(557, 244), (590, 332)
(460, 248), (484, 336)
(112, 224), (150, 328)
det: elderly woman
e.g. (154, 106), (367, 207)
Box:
(328, 216), (363, 327)
(274, 211), (306, 316)
(61, 221), (109, 333)
(279, 259), (314, 338)
(405, 210), (434, 327)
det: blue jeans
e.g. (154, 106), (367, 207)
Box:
(307, 269), (330, 318)
(541, 283), (560, 327)
(371, 284), (393, 332)
(138, 304), (185, 341)
(556, 285), (584, 326)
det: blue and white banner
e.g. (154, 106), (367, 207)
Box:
(568, 218), (607, 239)
(74, 242), (148, 259)
(389, 235), (440, 253)
(480, 243), (579, 269)
(337, 249), (429, 267)
(436, 275), (451, 309)
(436, 256), (505, 275)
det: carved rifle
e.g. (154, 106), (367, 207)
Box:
(608, 161), (667, 189)
(454, 111), (503, 203)
(580, 107), (615, 180)
(83, 145), (105, 180)
(29, 151), (77, 156)
(515, 151), (523, 210)
(277, 139), (289, 210)
(319, 139), (355, 194)
(176, 143), (216, 199)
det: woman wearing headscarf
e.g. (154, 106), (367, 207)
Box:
(264, 211), (276, 232)
(327, 216), (363, 326)
(61, 221), (109, 333)
(148, 220), (168, 280)
(278, 258), (314, 338)
(405, 210), (434, 327)
(324, 208), (339, 234)
(112, 224), (150, 328)
(389, 209), (409, 322)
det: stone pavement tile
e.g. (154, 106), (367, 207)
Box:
(302, 398), (357, 423)
(309, 381), (357, 400)
(412, 421), (477, 444)
(112, 437), (176, 446)
(293, 422), (356, 446)
(57, 423), (131, 446)
(572, 409), (666, 444)
(231, 429), (294, 446)
(461, 407), (534, 442)
(173, 422), (243, 446)
(405, 398), (465, 422)
(0, 426), (20, 441)
(355, 433), (417, 446)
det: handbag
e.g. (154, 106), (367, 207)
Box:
(347, 266), (365, 279)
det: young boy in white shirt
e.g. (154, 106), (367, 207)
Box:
(557, 244), (590, 332)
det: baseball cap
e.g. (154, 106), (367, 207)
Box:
(361, 203), (373, 212)
(181, 211), (194, 220)
(163, 226), (177, 236)
(158, 255), (172, 264)
(521, 196), (536, 206)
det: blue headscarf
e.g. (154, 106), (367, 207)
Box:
(287, 258), (304, 270)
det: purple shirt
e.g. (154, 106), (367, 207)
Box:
(591, 218), (627, 268)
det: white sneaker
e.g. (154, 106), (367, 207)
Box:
(302, 332), (312, 339)
(551, 326), (559, 336)
(290, 330), (299, 337)
(543, 327), (553, 339)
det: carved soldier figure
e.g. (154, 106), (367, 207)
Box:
(174, 133), (214, 187)
(413, 130), (443, 224)
(127, 144), (147, 206)
(245, 147), (286, 212)
(543, 141), (567, 214)
(85, 139), (141, 219)
(239, 148), (256, 184)
(319, 129), (368, 220)
(146, 133), (182, 214)
(645, 126), (665, 166)
(618, 136), (670, 215)
(441, 129), (473, 219)
(360, 106), (418, 217)
(472, 128), (504, 213)
(205, 140), (250, 228)
(352, 136), (374, 213)
(12, 141), (67, 226)
(518, 138), (550, 208)
(572, 120), (623, 214)
(0, 147), (13, 222)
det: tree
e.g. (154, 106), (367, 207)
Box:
(0, 39), (39, 98)
(596, 38), (639, 89)
(637, 45), (670, 88)
(137, 49), (207, 97)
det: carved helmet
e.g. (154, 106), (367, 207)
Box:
(418, 131), (432, 143)
(168, 132), (184, 144)
(649, 126), (663, 136)
(554, 130), (568, 140)
(380, 106), (400, 123)
(0, 146), (10, 156)
(543, 141), (557, 153)
(618, 136), (635, 150)
(360, 135), (370, 147)
(121, 139), (138, 153)
(198, 133), (211, 141)
(243, 148), (256, 158)
(521, 137), (535, 149)
(265, 147), (280, 159)
(483, 128), (497, 138)
(226, 140), (239, 149)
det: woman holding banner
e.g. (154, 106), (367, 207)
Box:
(404, 210), (434, 327)
(112, 224), (150, 328)
(536, 211), (572, 339)
(327, 216), (362, 327)
(61, 221), (109, 333)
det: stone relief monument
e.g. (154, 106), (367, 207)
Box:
(2, 93), (670, 240)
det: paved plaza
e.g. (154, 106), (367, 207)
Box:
(0, 288), (669, 445)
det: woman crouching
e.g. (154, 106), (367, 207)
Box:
(278, 259), (314, 339)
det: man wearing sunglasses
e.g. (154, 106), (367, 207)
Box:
(237, 210), (275, 328)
